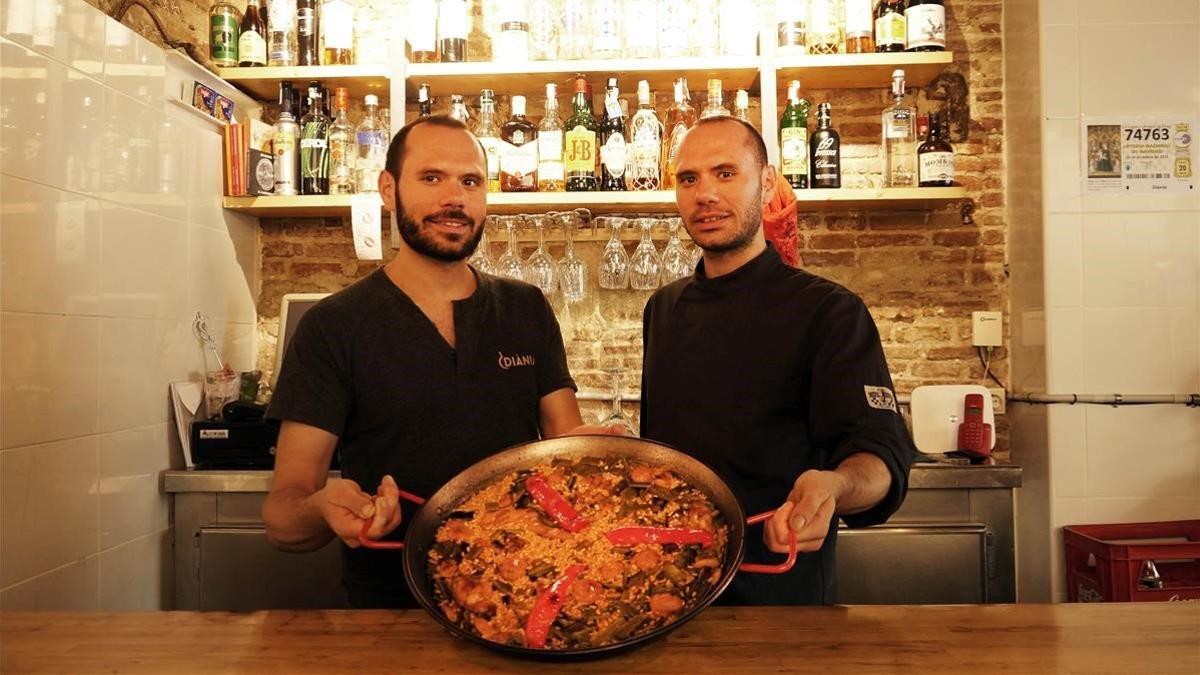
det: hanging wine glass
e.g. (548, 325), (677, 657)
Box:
(556, 211), (587, 304)
(659, 216), (692, 283)
(629, 217), (662, 290)
(598, 368), (637, 435)
(495, 215), (525, 281)
(524, 213), (558, 294)
(468, 215), (498, 275)
(598, 217), (630, 290)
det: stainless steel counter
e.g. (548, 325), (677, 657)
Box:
(162, 462), (1021, 493)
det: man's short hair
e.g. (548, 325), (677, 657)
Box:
(689, 116), (769, 169)
(384, 114), (482, 177)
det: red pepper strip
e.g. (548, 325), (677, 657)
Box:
(605, 526), (714, 548)
(525, 564), (587, 649)
(524, 474), (589, 532)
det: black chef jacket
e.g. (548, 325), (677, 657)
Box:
(640, 245), (915, 605)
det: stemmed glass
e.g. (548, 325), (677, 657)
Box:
(599, 369), (637, 435)
(630, 217), (662, 290)
(598, 217), (630, 290)
(524, 213), (557, 294)
(468, 215), (497, 275)
(556, 211), (587, 304)
(660, 217), (692, 283)
(495, 215), (525, 281)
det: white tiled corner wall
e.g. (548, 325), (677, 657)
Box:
(1038, 0), (1200, 601)
(0, 0), (259, 610)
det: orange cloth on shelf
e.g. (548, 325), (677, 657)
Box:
(762, 175), (801, 267)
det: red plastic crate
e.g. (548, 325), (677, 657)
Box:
(1064, 520), (1200, 602)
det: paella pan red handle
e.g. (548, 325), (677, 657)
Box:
(356, 489), (427, 550)
(739, 510), (799, 574)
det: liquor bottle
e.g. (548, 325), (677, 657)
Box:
(328, 87), (355, 194)
(776, 0), (806, 57)
(690, 0), (720, 57)
(592, 3), (622, 59)
(356, 94), (387, 191)
(918, 112), (955, 187)
(599, 78), (628, 191)
(495, 0), (530, 62)
(844, 0), (875, 53)
(881, 69), (916, 188)
(209, 1), (241, 68)
(701, 78), (728, 119)
(273, 85), (300, 195)
(658, 0), (691, 57)
(500, 95), (538, 192)
(807, 0), (844, 55)
(733, 90), (751, 121)
(322, 0), (355, 64)
(299, 89), (331, 194)
(559, 0), (590, 60)
(810, 103), (840, 189)
(874, 0), (906, 52)
(438, 0), (468, 62)
(268, 0), (298, 65)
(475, 89), (503, 192)
(237, 0), (266, 66)
(624, 0), (658, 59)
(564, 76), (599, 192)
(905, 0), (946, 52)
(628, 80), (664, 191)
(661, 77), (695, 190)
(537, 83), (565, 191)
(719, 0), (759, 57)
(448, 94), (470, 123)
(297, 0), (318, 65)
(299, 79), (321, 120)
(528, 0), (559, 60)
(779, 80), (810, 189)
(417, 84), (433, 117)
(408, 0), (438, 63)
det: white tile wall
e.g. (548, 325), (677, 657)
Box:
(0, 2), (258, 610)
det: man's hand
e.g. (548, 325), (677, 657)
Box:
(314, 475), (403, 547)
(764, 470), (846, 554)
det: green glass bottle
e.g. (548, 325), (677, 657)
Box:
(780, 79), (811, 189)
(564, 75), (599, 192)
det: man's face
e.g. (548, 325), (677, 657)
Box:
(379, 124), (488, 262)
(673, 121), (773, 254)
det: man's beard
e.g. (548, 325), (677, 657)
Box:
(395, 186), (484, 262)
(692, 190), (764, 254)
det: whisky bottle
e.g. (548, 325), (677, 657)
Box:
(408, 0), (438, 63)
(321, 0), (355, 64)
(299, 89), (331, 195)
(538, 83), (565, 191)
(599, 78), (628, 191)
(475, 89), (503, 192)
(780, 80), (810, 189)
(776, 0), (807, 57)
(810, 103), (840, 189)
(417, 83), (432, 117)
(237, 0), (266, 67)
(807, 0), (844, 55)
(565, 75), (599, 191)
(328, 87), (355, 194)
(628, 80), (664, 191)
(296, 0), (318, 65)
(844, 0), (875, 53)
(438, 0), (468, 62)
(874, 0), (906, 52)
(882, 69), (916, 187)
(661, 77), (695, 190)
(500, 95), (538, 192)
(918, 112), (955, 187)
(690, 0), (720, 57)
(734, 90), (751, 121)
(700, 78), (729, 118)
(905, 0), (946, 52)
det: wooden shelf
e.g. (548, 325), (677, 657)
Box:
(406, 57), (762, 97)
(218, 64), (391, 102)
(775, 52), (954, 90)
(224, 188), (966, 219)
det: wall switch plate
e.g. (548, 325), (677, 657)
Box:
(988, 387), (1006, 415)
(972, 311), (1003, 347)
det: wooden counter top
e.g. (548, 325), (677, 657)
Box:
(3, 604), (1196, 673)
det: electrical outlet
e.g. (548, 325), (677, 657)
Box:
(988, 387), (1006, 415)
(972, 311), (1003, 347)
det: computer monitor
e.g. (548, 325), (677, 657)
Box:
(272, 293), (330, 390)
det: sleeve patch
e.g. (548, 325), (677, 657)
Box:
(864, 385), (898, 412)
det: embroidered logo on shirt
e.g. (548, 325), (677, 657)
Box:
(864, 385), (898, 412)
(498, 351), (536, 370)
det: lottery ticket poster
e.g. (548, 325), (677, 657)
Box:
(1082, 117), (1196, 194)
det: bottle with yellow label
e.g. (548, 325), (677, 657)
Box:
(565, 76), (598, 192)
(780, 80), (810, 189)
